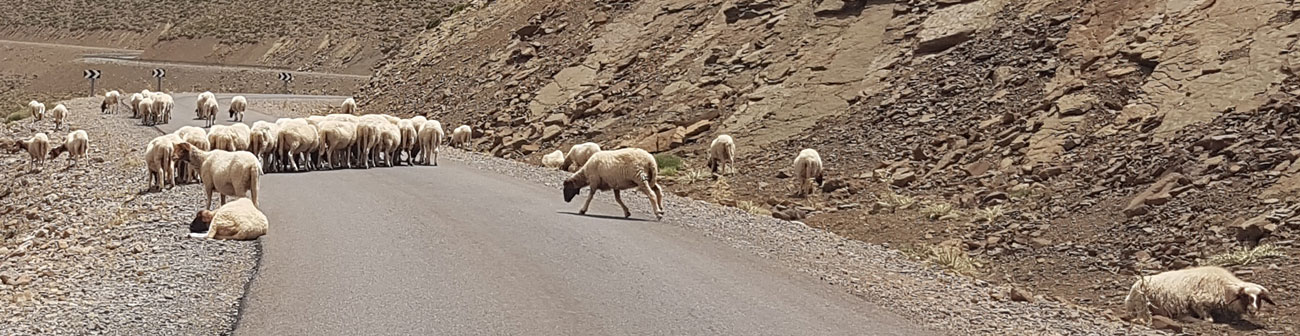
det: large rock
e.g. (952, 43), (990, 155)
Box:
(914, 1), (1004, 52)
(1123, 173), (1187, 217)
(683, 120), (714, 139)
(634, 127), (686, 153)
(540, 125), (564, 142)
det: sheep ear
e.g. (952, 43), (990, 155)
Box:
(1261, 294), (1276, 305)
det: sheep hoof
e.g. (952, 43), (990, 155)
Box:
(624, 212), (631, 218)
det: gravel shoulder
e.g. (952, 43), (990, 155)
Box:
(0, 98), (257, 335)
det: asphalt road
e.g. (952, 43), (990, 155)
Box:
(152, 94), (932, 335)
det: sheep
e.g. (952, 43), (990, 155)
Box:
(49, 104), (67, 130)
(229, 123), (251, 151)
(277, 122), (320, 172)
(189, 198), (267, 240)
(542, 150), (565, 169)
(12, 133), (51, 170)
(48, 130), (89, 164)
(317, 120), (357, 169)
(137, 97), (155, 126)
(450, 125), (472, 149)
(174, 126), (211, 183)
(1125, 266), (1275, 323)
(341, 97), (358, 115)
(152, 93), (174, 124)
(128, 93), (144, 118)
(144, 134), (181, 191)
(324, 113), (360, 123)
(172, 142), (262, 210)
(407, 116), (428, 160)
(707, 134), (736, 176)
(792, 148), (824, 197)
(562, 148), (666, 220)
(28, 101), (45, 126)
(416, 120), (444, 166)
(228, 96), (247, 122)
(374, 120), (402, 167)
(249, 121), (280, 172)
(397, 119), (418, 165)
(560, 142), (601, 172)
(196, 91), (216, 121)
(207, 125), (238, 151)
(101, 91), (120, 114)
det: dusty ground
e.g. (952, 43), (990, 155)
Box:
(0, 98), (257, 335)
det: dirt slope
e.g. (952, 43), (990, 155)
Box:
(361, 0), (1300, 334)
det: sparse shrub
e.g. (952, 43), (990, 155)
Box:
(710, 177), (733, 202)
(661, 166), (679, 177)
(976, 205), (1005, 223)
(879, 191), (916, 211)
(920, 203), (960, 221)
(679, 168), (711, 183)
(1203, 244), (1286, 267)
(654, 153), (684, 173)
(736, 200), (770, 216)
(927, 245), (979, 275)
(425, 17), (442, 29)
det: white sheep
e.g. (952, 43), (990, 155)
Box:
(173, 142), (263, 210)
(174, 126), (211, 183)
(277, 122), (320, 171)
(228, 96), (247, 122)
(27, 101), (45, 126)
(542, 150), (565, 169)
(49, 104), (68, 130)
(49, 130), (90, 164)
(562, 148), (666, 219)
(792, 148), (824, 197)
(375, 120), (401, 167)
(137, 97), (155, 126)
(152, 93), (174, 124)
(128, 93), (144, 118)
(450, 125), (472, 149)
(12, 133), (51, 170)
(144, 134), (180, 191)
(208, 125), (238, 151)
(189, 198), (267, 240)
(397, 119), (418, 165)
(1125, 266), (1275, 323)
(102, 91), (121, 114)
(416, 120), (444, 166)
(249, 121), (280, 172)
(341, 97), (358, 115)
(229, 123), (251, 151)
(325, 113), (360, 123)
(317, 120), (357, 169)
(708, 134), (736, 175)
(561, 142), (601, 172)
(198, 96), (218, 128)
(407, 116), (428, 160)
(196, 91), (216, 121)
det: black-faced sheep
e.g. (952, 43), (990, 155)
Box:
(792, 148), (824, 197)
(1125, 266), (1275, 323)
(708, 134), (736, 176)
(562, 148), (666, 220)
(416, 120), (444, 166)
(189, 198), (267, 240)
(228, 96), (247, 122)
(542, 150), (565, 169)
(101, 91), (120, 114)
(173, 142), (263, 210)
(49, 130), (89, 164)
(174, 126), (211, 183)
(12, 133), (51, 170)
(561, 142), (600, 172)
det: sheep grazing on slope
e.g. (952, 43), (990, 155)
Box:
(562, 148), (666, 220)
(561, 142), (601, 172)
(708, 134), (736, 176)
(397, 119), (418, 165)
(144, 134), (181, 191)
(228, 96), (247, 122)
(102, 91), (121, 114)
(137, 97), (155, 126)
(128, 93), (144, 118)
(1125, 266), (1275, 323)
(174, 126), (211, 183)
(450, 125), (472, 149)
(196, 91), (216, 121)
(152, 93), (174, 124)
(49, 104), (68, 130)
(317, 120), (357, 169)
(27, 101), (45, 126)
(189, 198), (268, 240)
(416, 120), (444, 166)
(12, 133), (51, 170)
(792, 148), (824, 197)
(172, 142), (263, 210)
(249, 121), (280, 172)
(542, 150), (565, 169)
(49, 130), (90, 164)
(341, 97), (358, 115)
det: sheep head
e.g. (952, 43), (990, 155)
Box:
(1229, 283), (1274, 315)
(562, 174), (588, 202)
(708, 158), (718, 174)
(172, 142), (200, 165)
(190, 210), (215, 233)
(48, 143), (67, 159)
(0, 139), (17, 152)
(814, 173), (825, 187)
(100, 100), (108, 113)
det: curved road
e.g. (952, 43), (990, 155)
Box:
(153, 94), (932, 335)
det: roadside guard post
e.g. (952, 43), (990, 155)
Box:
(152, 68), (166, 91)
(83, 69), (101, 97)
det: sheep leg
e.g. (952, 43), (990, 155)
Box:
(652, 183), (665, 215)
(614, 190), (631, 218)
(220, 194), (227, 207)
(205, 188), (214, 210)
(580, 189), (596, 215)
(638, 183), (663, 220)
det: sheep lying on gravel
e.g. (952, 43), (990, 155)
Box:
(129, 93), (144, 118)
(562, 148), (666, 220)
(708, 135), (735, 176)
(49, 104), (68, 130)
(102, 91), (120, 114)
(542, 150), (565, 169)
(152, 93), (174, 124)
(1125, 266), (1275, 323)
(174, 126), (211, 183)
(12, 133), (51, 170)
(49, 130), (89, 163)
(342, 97), (357, 115)
(196, 92), (216, 121)
(173, 142), (263, 210)
(145, 134), (181, 191)
(27, 101), (45, 126)
(561, 142), (600, 172)
(228, 96), (247, 122)
(416, 120), (444, 166)
(792, 148), (824, 197)
(249, 121), (279, 172)
(190, 198), (267, 240)
(450, 125), (471, 149)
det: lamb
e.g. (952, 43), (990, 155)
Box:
(397, 119), (418, 165)
(101, 91), (121, 114)
(137, 97), (155, 126)
(49, 104), (68, 130)
(416, 120), (444, 166)
(560, 142), (601, 172)
(207, 125), (238, 151)
(276, 122), (320, 172)
(707, 134), (736, 176)
(189, 198), (267, 240)
(792, 148), (824, 197)
(196, 91), (216, 121)
(144, 134), (181, 191)
(174, 126), (211, 183)
(27, 101), (45, 126)
(229, 123), (251, 151)
(317, 120), (357, 169)
(450, 125), (472, 149)
(48, 130), (90, 164)
(173, 142), (263, 210)
(1125, 266), (1275, 323)
(341, 97), (358, 115)
(542, 150), (565, 169)
(562, 148), (666, 220)
(152, 93), (174, 124)
(249, 121), (280, 172)
(128, 93), (144, 118)
(228, 96), (247, 122)
(12, 133), (51, 170)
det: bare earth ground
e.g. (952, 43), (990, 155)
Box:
(0, 98), (256, 335)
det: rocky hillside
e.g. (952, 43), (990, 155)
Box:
(362, 0), (1299, 333)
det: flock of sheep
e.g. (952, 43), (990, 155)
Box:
(6, 100), (88, 169)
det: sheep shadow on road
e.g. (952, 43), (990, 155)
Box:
(556, 211), (651, 222)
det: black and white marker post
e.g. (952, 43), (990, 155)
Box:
(152, 68), (166, 91)
(278, 72), (293, 93)
(83, 70), (101, 97)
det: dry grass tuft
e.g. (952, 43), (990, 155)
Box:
(1203, 244), (1286, 267)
